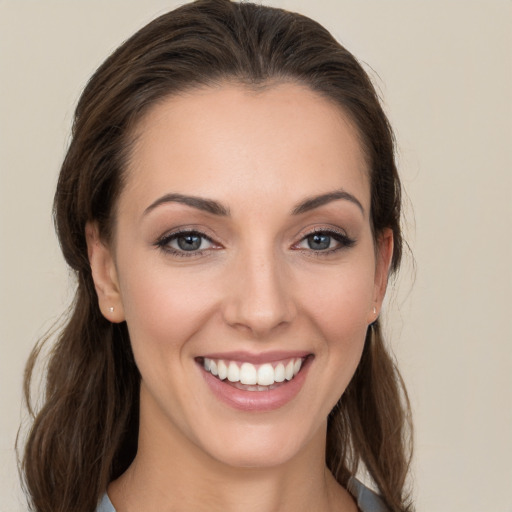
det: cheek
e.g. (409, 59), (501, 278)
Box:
(314, 283), (370, 373)
(117, 258), (221, 358)
(297, 256), (375, 393)
(300, 259), (375, 334)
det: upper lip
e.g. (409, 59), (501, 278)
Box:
(197, 350), (312, 364)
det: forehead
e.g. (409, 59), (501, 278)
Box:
(121, 82), (370, 216)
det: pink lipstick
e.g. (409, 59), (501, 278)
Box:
(197, 353), (313, 412)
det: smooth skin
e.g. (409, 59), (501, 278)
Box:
(87, 82), (393, 512)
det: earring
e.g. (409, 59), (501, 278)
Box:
(373, 306), (377, 315)
(109, 307), (114, 313)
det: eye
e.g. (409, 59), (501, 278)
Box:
(155, 230), (217, 256)
(173, 232), (208, 251)
(304, 233), (333, 251)
(295, 229), (355, 253)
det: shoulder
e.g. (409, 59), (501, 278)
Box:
(96, 493), (116, 512)
(347, 477), (390, 512)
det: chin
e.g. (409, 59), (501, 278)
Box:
(194, 419), (323, 470)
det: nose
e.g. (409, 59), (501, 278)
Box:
(222, 247), (297, 338)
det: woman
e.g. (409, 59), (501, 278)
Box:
(21, 1), (413, 511)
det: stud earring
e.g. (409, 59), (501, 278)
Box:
(109, 307), (114, 313)
(373, 306), (377, 315)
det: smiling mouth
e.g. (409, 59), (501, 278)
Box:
(197, 356), (310, 391)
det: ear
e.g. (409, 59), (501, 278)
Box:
(85, 221), (125, 323)
(368, 227), (394, 324)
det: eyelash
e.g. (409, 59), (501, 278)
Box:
(154, 228), (356, 258)
(293, 227), (356, 255)
(154, 230), (218, 258)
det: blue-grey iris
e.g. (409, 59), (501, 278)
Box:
(177, 234), (202, 251)
(308, 233), (331, 250)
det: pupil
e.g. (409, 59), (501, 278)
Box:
(178, 234), (202, 251)
(308, 233), (330, 250)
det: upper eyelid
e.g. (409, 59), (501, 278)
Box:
(156, 227), (218, 244)
(154, 225), (353, 249)
(292, 226), (356, 249)
(155, 230), (220, 257)
(167, 231), (214, 243)
(294, 225), (350, 241)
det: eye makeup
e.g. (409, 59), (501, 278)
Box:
(292, 227), (356, 255)
(153, 224), (356, 259)
(154, 229), (221, 258)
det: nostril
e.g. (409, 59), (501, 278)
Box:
(221, 261), (297, 335)
(223, 302), (296, 338)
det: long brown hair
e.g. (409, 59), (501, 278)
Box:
(21, 1), (413, 511)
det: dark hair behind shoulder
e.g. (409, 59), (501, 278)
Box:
(21, 1), (413, 511)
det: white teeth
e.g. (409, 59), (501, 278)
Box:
(217, 360), (227, 380)
(239, 362), (257, 385)
(285, 361), (294, 381)
(203, 357), (305, 388)
(227, 361), (239, 382)
(293, 359), (301, 376)
(274, 363), (285, 383)
(257, 363), (275, 386)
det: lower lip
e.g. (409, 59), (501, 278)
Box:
(199, 357), (312, 412)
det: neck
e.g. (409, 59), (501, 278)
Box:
(108, 389), (357, 512)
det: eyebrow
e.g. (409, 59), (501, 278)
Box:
(143, 188), (364, 218)
(143, 193), (230, 216)
(292, 189), (365, 216)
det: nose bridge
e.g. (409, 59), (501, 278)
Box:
(223, 239), (296, 336)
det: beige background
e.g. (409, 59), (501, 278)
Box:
(1, 1), (510, 511)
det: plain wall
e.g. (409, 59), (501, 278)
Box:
(1, 1), (510, 511)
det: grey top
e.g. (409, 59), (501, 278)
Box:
(96, 477), (388, 512)
(96, 494), (115, 512)
(347, 477), (389, 512)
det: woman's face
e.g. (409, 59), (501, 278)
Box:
(89, 83), (392, 469)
